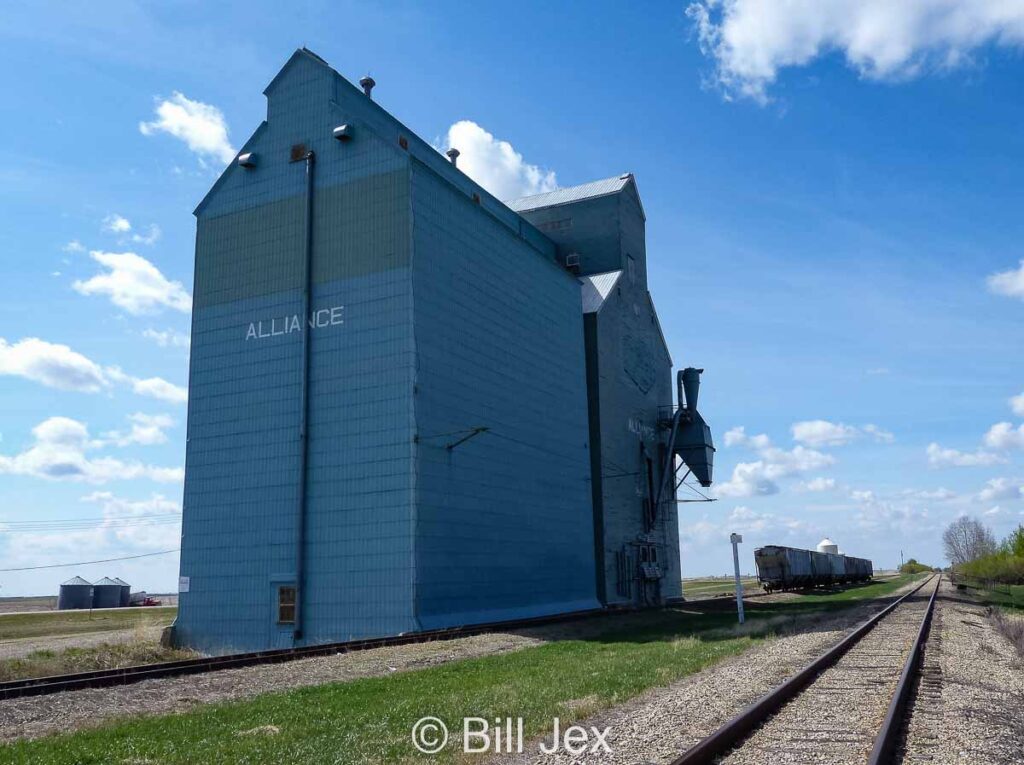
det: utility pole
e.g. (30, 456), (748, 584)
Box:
(730, 533), (745, 625)
(900, 549), (904, 570)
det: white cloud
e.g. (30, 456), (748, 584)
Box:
(722, 426), (770, 449)
(441, 120), (557, 201)
(984, 421), (1024, 450)
(139, 92), (236, 165)
(0, 336), (186, 404)
(716, 429), (835, 497)
(73, 250), (191, 315)
(105, 367), (188, 404)
(1011, 392), (1024, 417)
(126, 376), (188, 404)
(850, 489), (876, 503)
(142, 328), (190, 349)
(800, 476), (836, 492)
(80, 491), (182, 549)
(987, 260), (1024, 300)
(131, 224), (161, 246)
(681, 505), (815, 547)
(100, 413), (174, 447)
(0, 417), (182, 484)
(977, 478), (1024, 503)
(853, 499), (937, 536)
(792, 420), (859, 447)
(0, 337), (108, 393)
(686, 1), (1024, 103)
(901, 487), (957, 502)
(863, 424), (895, 443)
(926, 442), (1006, 468)
(62, 240), (85, 253)
(791, 419), (894, 447)
(102, 214), (132, 234)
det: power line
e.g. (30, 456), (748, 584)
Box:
(0, 517), (182, 535)
(0, 512), (180, 527)
(0, 549), (180, 573)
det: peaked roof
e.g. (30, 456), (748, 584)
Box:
(580, 270), (622, 314)
(111, 577), (130, 586)
(61, 576), (91, 586)
(93, 577), (120, 586)
(506, 173), (642, 216)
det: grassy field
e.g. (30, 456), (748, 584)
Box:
(2, 574), (925, 764)
(0, 607), (177, 642)
(0, 596), (57, 614)
(682, 576), (760, 598)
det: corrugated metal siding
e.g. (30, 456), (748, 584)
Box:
(410, 161), (599, 627)
(177, 56), (418, 653)
(588, 255), (681, 604)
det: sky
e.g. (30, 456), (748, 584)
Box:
(2, 1), (1024, 595)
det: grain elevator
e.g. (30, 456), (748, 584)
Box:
(173, 49), (714, 653)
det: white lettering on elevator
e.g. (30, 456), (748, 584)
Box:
(245, 305), (345, 341)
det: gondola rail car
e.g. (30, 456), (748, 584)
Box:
(754, 545), (873, 592)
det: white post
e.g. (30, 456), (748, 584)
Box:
(730, 533), (745, 624)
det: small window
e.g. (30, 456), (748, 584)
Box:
(640, 546), (649, 563)
(626, 254), (637, 283)
(650, 546), (658, 563)
(277, 586), (296, 624)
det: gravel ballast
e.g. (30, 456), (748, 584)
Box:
(489, 577), (930, 764)
(901, 579), (1024, 765)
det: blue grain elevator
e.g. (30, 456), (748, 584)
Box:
(173, 49), (714, 653)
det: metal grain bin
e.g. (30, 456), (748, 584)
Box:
(57, 576), (94, 610)
(111, 577), (131, 607)
(91, 577), (123, 609)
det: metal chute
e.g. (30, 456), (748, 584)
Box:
(674, 368), (714, 487)
(654, 368), (715, 516)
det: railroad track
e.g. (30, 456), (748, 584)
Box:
(671, 574), (941, 765)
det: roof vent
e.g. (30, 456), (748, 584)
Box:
(446, 148), (460, 167)
(237, 152), (257, 169)
(359, 74), (376, 99)
(333, 124), (352, 142)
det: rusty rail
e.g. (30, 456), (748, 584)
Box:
(670, 574), (938, 765)
(867, 575), (941, 765)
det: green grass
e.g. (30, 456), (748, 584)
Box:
(0, 607), (176, 642)
(1, 576), (924, 764)
(957, 580), (1024, 612)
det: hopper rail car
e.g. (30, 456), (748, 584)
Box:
(754, 544), (873, 593)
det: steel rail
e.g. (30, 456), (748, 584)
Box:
(0, 606), (610, 700)
(670, 574), (938, 765)
(867, 575), (941, 765)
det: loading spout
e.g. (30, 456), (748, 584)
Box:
(673, 368), (715, 488)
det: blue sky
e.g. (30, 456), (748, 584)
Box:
(2, 1), (1024, 595)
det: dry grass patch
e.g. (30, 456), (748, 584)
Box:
(0, 634), (194, 682)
